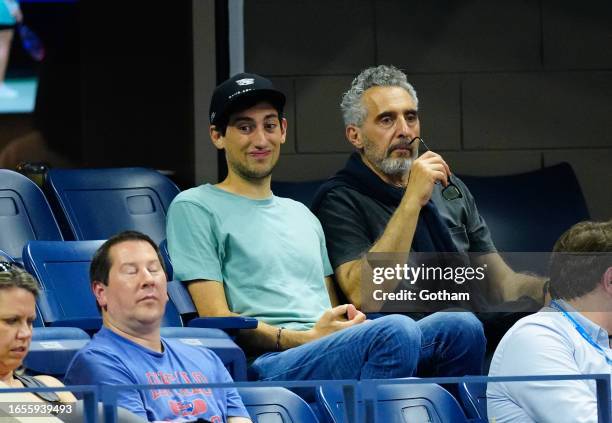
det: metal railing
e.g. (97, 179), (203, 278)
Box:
(0, 374), (609, 423)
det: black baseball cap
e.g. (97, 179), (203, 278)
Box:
(209, 73), (286, 126)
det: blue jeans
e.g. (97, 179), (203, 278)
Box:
(416, 312), (485, 377)
(249, 312), (485, 381)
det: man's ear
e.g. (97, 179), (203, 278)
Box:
(92, 281), (108, 310)
(209, 125), (225, 150)
(602, 267), (612, 294)
(346, 125), (363, 149)
(279, 117), (288, 144)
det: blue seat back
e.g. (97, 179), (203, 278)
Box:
(167, 279), (198, 316)
(23, 240), (104, 330)
(0, 248), (15, 262)
(161, 325), (248, 381)
(22, 240), (188, 330)
(159, 238), (174, 280)
(45, 168), (180, 244)
(459, 162), (589, 253)
(239, 387), (319, 422)
(271, 180), (325, 208)
(459, 163), (590, 273)
(25, 327), (91, 377)
(0, 169), (63, 262)
(318, 382), (469, 423)
(458, 382), (487, 420)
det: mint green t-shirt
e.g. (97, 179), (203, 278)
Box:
(166, 184), (333, 331)
(0, 0), (18, 25)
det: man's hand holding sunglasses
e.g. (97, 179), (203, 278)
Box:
(402, 137), (452, 206)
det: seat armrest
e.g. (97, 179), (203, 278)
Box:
(187, 316), (258, 330)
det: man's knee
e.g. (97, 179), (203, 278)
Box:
(368, 314), (422, 348)
(427, 312), (484, 338)
(441, 312), (486, 355)
(453, 313), (485, 343)
(361, 314), (421, 376)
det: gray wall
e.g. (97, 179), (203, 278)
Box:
(243, 0), (612, 220)
(193, 0), (219, 185)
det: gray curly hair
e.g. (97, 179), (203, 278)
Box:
(340, 65), (418, 127)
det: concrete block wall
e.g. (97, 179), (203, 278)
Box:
(244, 0), (612, 219)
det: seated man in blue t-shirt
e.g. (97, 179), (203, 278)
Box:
(64, 231), (251, 423)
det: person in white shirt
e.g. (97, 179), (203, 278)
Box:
(487, 220), (612, 423)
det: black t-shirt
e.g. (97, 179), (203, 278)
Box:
(315, 176), (496, 270)
(315, 174), (540, 345)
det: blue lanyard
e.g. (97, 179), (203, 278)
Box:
(550, 300), (612, 366)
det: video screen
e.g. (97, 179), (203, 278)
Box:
(0, 0), (76, 113)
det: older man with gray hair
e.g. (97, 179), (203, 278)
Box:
(312, 65), (547, 371)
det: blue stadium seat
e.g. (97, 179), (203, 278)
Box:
(318, 381), (471, 423)
(458, 381), (487, 420)
(161, 283), (250, 381)
(167, 279), (257, 332)
(272, 180), (325, 208)
(25, 327), (90, 378)
(0, 248), (15, 262)
(22, 240), (249, 380)
(459, 163), (589, 249)
(159, 238), (173, 280)
(239, 387), (320, 423)
(459, 163), (590, 273)
(159, 326), (249, 381)
(44, 167), (180, 244)
(23, 240), (104, 330)
(0, 169), (63, 262)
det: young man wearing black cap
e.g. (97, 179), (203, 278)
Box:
(166, 73), (433, 381)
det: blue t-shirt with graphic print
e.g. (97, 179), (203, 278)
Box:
(65, 327), (249, 422)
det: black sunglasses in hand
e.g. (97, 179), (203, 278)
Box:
(408, 137), (463, 201)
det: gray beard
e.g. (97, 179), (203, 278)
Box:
(379, 157), (412, 176)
